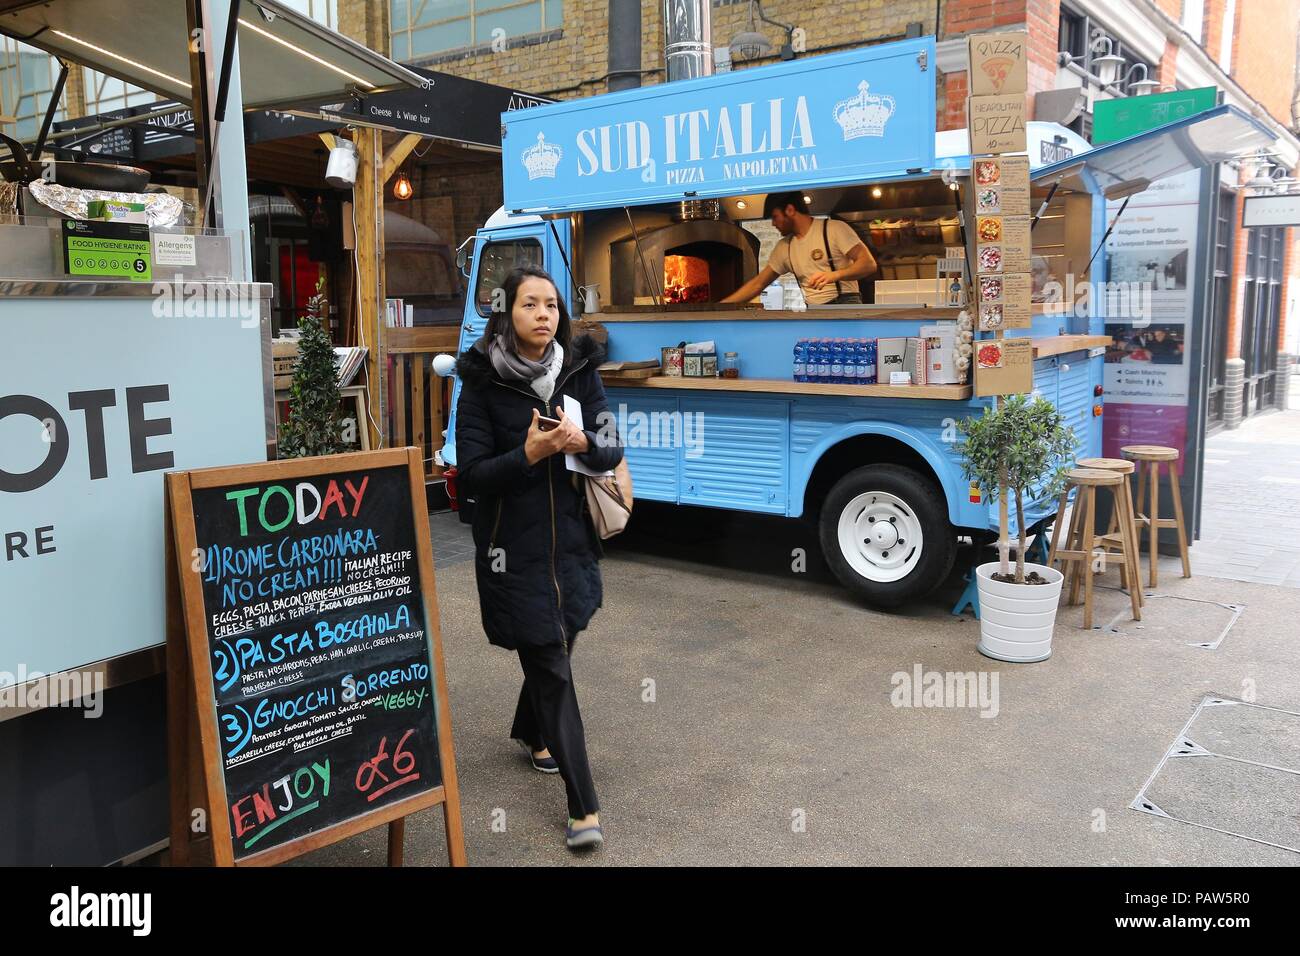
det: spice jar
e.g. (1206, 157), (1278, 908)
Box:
(721, 352), (740, 378)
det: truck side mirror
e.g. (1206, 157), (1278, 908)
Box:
(456, 237), (476, 278)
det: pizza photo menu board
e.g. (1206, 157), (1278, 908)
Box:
(166, 449), (463, 867)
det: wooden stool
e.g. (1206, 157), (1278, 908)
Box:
(1121, 444), (1191, 588)
(1078, 457), (1144, 609)
(1047, 468), (1142, 629)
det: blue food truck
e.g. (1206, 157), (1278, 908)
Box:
(440, 35), (1272, 606)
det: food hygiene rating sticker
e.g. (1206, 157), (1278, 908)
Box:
(62, 219), (152, 281)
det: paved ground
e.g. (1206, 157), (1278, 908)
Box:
(1191, 402), (1300, 588)
(292, 491), (1300, 867)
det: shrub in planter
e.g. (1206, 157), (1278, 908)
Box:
(957, 394), (1078, 663)
(278, 288), (345, 459)
(956, 393), (1078, 584)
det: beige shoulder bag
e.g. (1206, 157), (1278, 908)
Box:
(585, 458), (633, 539)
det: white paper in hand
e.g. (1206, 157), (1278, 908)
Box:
(562, 395), (614, 477)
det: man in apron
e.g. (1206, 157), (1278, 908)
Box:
(722, 191), (878, 306)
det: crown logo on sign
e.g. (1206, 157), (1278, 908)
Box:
(834, 81), (896, 140)
(522, 132), (562, 180)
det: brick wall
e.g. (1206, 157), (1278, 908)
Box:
(937, 0), (1035, 127)
(1231, 0), (1300, 127)
(369, 0), (937, 101)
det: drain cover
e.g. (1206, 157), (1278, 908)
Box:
(1132, 696), (1300, 854)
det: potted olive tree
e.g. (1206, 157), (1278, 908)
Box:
(957, 394), (1077, 662)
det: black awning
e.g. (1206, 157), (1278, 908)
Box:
(50, 67), (553, 163)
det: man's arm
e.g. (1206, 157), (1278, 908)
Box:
(808, 242), (877, 289)
(721, 264), (780, 304)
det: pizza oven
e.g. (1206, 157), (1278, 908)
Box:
(609, 208), (760, 306)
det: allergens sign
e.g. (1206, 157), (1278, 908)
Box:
(62, 219), (152, 281)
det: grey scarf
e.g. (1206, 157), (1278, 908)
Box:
(488, 334), (555, 382)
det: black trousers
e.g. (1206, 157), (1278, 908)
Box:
(510, 633), (599, 819)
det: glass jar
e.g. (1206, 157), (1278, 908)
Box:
(721, 352), (740, 378)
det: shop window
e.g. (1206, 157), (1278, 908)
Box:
(278, 0), (340, 29)
(83, 69), (158, 117)
(474, 239), (544, 317)
(0, 38), (65, 140)
(390, 0), (562, 60)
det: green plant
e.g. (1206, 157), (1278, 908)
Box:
(956, 393), (1078, 583)
(278, 283), (344, 459)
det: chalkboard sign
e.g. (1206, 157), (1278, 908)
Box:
(166, 448), (465, 867)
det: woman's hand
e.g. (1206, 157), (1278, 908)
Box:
(554, 405), (589, 454)
(523, 408), (569, 465)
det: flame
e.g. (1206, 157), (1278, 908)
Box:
(664, 255), (710, 304)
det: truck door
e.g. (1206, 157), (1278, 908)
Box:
(443, 220), (571, 468)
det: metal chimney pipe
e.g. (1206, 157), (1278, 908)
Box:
(664, 0), (714, 81)
(607, 0), (642, 92)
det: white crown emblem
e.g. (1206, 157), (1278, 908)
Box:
(834, 81), (896, 140)
(521, 131), (562, 180)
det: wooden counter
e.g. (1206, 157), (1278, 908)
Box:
(1031, 334), (1112, 358)
(600, 374), (973, 400)
(588, 306), (964, 323)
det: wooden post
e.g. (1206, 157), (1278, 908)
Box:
(352, 127), (386, 450)
(352, 130), (427, 452)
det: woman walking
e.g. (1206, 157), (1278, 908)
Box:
(454, 265), (622, 851)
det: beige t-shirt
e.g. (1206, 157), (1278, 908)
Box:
(766, 217), (865, 304)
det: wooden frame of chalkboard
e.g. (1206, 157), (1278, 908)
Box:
(164, 447), (466, 867)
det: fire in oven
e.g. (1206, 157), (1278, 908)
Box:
(609, 217), (760, 306)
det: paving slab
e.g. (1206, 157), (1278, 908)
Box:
(281, 502), (1300, 867)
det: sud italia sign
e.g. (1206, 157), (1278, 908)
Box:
(501, 37), (937, 214)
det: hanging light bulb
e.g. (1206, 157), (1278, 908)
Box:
(310, 195), (329, 229)
(871, 186), (883, 198)
(393, 168), (414, 201)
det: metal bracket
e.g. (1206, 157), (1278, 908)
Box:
(917, 50), (928, 72)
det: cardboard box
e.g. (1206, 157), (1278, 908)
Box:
(968, 93), (1028, 155)
(86, 199), (149, 224)
(974, 337), (1034, 396)
(976, 215), (1031, 273)
(970, 156), (1031, 217)
(877, 337), (908, 382)
(272, 340), (300, 391)
(972, 156), (1030, 199)
(968, 32), (1029, 96)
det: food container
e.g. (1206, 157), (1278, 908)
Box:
(913, 218), (942, 244)
(939, 216), (962, 245)
(661, 346), (684, 376)
(721, 352), (740, 378)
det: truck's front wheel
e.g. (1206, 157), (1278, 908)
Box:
(818, 464), (956, 607)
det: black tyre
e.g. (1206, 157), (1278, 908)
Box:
(817, 464), (957, 607)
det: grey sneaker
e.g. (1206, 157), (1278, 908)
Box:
(565, 820), (604, 850)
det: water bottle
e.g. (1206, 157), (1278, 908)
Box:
(857, 339), (872, 384)
(793, 339), (806, 382)
(847, 335), (868, 382)
(816, 339), (831, 383)
(848, 338), (863, 384)
(830, 338), (844, 384)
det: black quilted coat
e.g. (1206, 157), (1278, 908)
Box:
(453, 334), (623, 650)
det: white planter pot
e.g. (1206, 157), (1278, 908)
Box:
(975, 561), (1064, 663)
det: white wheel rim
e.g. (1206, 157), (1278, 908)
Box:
(836, 491), (924, 583)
